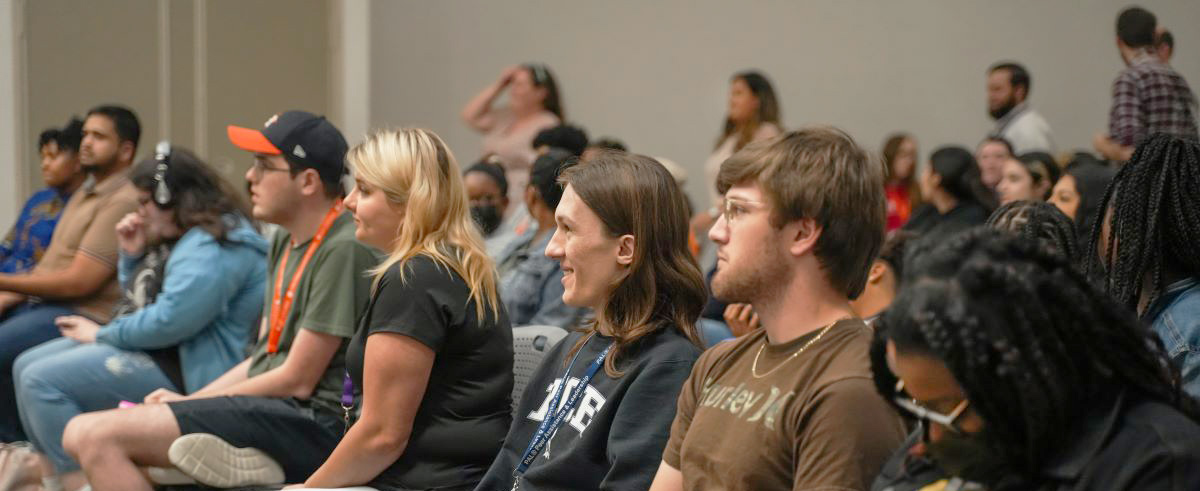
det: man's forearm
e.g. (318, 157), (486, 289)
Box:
(0, 273), (83, 298)
(188, 358), (252, 397)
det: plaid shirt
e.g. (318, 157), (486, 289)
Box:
(1109, 52), (1199, 147)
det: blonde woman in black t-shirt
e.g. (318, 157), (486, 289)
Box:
(293, 128), (514, 490)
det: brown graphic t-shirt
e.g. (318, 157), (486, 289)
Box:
(663, 319), (906, 490)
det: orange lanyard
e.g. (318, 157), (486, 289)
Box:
(267, 201), (343, 354)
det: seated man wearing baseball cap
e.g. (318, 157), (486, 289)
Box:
(63, 111), (378, 491)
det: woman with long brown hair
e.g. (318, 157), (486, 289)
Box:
(476, 150), (706, 491)
(692, 70), (783, 235)
(881, 133), (922, 231)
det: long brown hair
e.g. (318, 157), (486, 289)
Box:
(523, 63), (564, 120)
(882, 133), (923, 208)
(559, 150), (705, 377)
(716, 70), (781, 152)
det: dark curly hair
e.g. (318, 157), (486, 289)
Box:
(130, 145), (254, 242)
(1087, 134), (1200, 315)
(986, 200), (1079, 261)
(876, 228), (1199, 479)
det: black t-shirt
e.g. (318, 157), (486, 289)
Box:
(346, 255), (515, 490)
(475, 327), (702, 491)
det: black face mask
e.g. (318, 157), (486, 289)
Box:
(470, 205), (502, 235)
(925, 429), (1010, 485)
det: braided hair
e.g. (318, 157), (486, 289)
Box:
(878, 228), (1199, 479)
(986, 200), (1079, 261)
(1086, 134), (1200, 315)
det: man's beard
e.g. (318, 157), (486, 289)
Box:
(81, 152), (118, 173)
(711, 240), (789, 306)
(989, 97), (1018, 120)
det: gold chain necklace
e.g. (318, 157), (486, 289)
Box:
(751, 320), (839, 379)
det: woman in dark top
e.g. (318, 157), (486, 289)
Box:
(871, 228), (1200, 491)
(903, 146), (995, 240)
(476, 150), (706, 491)
(1047, 153), (1116, 247)
(297, 128), (513, 490)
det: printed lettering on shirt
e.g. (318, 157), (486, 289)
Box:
(527, 377), (609, 427)
(698, 377), (794, 430)
(526, 377), (609, 459)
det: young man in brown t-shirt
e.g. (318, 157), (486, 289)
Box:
(0, 105), (140, 442)
(650, 127), (907, 491)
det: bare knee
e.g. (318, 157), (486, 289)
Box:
(65, 404), (180, 469)
(62, 412), (104, 460)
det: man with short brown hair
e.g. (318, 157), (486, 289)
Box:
(650, 127), (906, 491)
(0, 105), (141, 442)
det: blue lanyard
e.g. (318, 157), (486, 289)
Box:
(512, 335), (613, 488)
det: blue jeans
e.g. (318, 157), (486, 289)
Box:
(0, 303), (77, 442)
(14, 337), (177, 472)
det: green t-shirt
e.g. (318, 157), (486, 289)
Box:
(248, 212), (377, 415)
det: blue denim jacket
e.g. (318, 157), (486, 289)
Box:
(498, 231), (585, 329)
(95, 218), (268, 393)
(1147, 277), (1200, 398)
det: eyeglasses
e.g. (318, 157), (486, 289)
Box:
(721, 198), (765, 226)
(892, 380), (971, 434)
(249, 159), (292, 179)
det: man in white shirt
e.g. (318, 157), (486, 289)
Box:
(987, 62), (1055, 154)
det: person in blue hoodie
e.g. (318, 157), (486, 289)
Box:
(6, 144), (267, 491)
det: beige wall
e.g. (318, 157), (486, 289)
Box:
(369, 0), (1200, 210)
(0, 0), (23, 225)
(203, 0), (331, 178)
(24, 0), (160, 192)
(20, 0), (331, 196)
(11, 1), (1200, 217)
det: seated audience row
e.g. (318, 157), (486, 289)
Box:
(1, 9), (1196, 484)
(9, 146), (267, 491)
(1, 106), (142, 444)
(0, 119), (86, 276)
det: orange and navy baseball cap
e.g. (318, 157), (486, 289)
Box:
(227, 110), (348, 185)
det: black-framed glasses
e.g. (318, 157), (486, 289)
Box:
(249, 159), (292, 179)
(893, 380), (971, 434)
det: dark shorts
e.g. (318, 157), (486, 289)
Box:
(168, 396), (343, 483)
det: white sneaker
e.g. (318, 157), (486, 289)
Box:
(145, 466), (196, 485)
(0, 442), (40, 491)
(167, 433), (284, 488)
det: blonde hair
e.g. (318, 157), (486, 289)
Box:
(346, 128), (500, 320)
